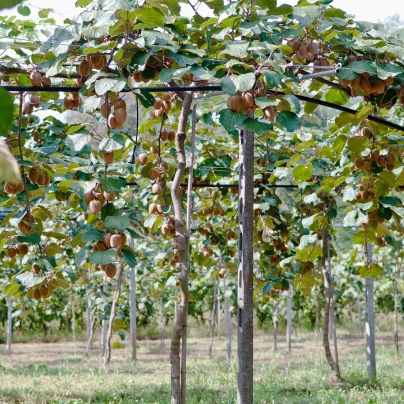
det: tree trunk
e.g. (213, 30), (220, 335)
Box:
(101, 274), (108, 357)
(217, 288), (221, 339)
(272, 301), (279, 353)
(169, 92), (193, 404)
(328, 239), (339, 370)
(129, 237), (137, 361)
(237, 123), (254, 404)
(224, 274), (232, 360)
(160, 297), (165, 350)
(86, 270), (92, 351)
(209, 278), (217, 359)
(104, 260), (125, 366)
(85, 316), (95, 356)
(7, 296), (12, 353)
(70, 280), (76, 345)
(357, 292), (363, 338)
(315, 287), (319, 343)
(365, 244), (376, 379)
(286, 286), (292, 352)
(394, 265), (400, 359)
(321, 229), (340, 381)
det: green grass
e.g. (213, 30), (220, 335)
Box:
(0, 332), (403, 403)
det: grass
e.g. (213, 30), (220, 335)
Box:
(0, 330), (403, 403)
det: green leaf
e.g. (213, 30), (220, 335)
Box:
(0, 0), (23, 11)
(95, 78), (126, 96)
(222, 42), (249, 59)
(133, 7), (165, 29)
(263, 71), (282, 88)
(343, 210), (368, 227)
(16, 272), (46, 288)
(218, 109), (245, 132)
(293, 164), (313, 182)
(99, 177), (127, 193)
(5, 283), (20, 296)
(105, 216), (130, 231)
(325, 89), (350, 106)
(379, 196), (401, 206)
(71, 232), (85, 248)
(66, 133), (92, 151)
(43, 231), (69, 240)
(113, 318), (125, 332)
(16, 233), (41, 245)
(89, 249), (116, 265)
(120, 246), (137, 267)
(99, 136), (123, 152)
(82, 229), (104, 243)
(75, 245), (92, 266)
(0, 89), (15, 135)
(294, 273), (316, 294)
(359, 264), (384, 278)
(221, 73), (256, 95)
(243, 118), (272, 135)
(17, 5), (30, 15)
(276, 111), (300, 131)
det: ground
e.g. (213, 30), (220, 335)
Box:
(0, 329), (403, 403)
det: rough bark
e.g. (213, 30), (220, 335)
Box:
(70, 280), (76, 344)
(321, 229), (340, 381)
(365, 244), (376, 379)
(217, 288), (221, 339)
(315, 287), (320, 343)
(328, 240), (339, 370)
(7, 296), (12, 353)
(104, 260), (125, 366)
(237, 124), (254, 404)
(160, 297), (165, 350)
(224, 274), (232, 360)
(129, 237), (137, 361)
(85, 315), (95, 356)
(272, 301), (279, 353)
(357, 292), (363, 338)
(286, 286), (292, 352)
(169, 92), (193, 404)
(86, 270), (92, 352)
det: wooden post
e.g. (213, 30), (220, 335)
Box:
(6, 296), (12, 353)
(224, 274), (232, 360)
(365, 244), (376, 379)
(357, 292), (363, 338)
(86, 270), (92, 352)
(315, 287), (319, 343)
(160, 297), (165, 350)
(101, 274), (108, 357)
(272, 301), (279, 353)
(70, 280), (76, 345)
(209, 277), (217, 359)
(237, 124), (254, 404)
(286, 286), (292, 352)
(217, 287), (221, 339)
(394, 263), (400, 359)
(129, 237), (137, 361)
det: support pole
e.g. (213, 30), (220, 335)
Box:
(394, 263), (400, 359)
(286, 286), (293, 352)
(365, 244), (376, 379)
(237, 123), (254, 404)
(160, 297), (165, 350)
(129, 237), (137, 361)
(101, 274), (108, 357)
(70, 280), (76, 345)
(357, 292), (363, 338)
(224, 274), (232, 360)
(6, 296), (12, 353)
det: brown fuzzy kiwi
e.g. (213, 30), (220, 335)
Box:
(138, 153), (148, 166)
(83, 192), (94, 205)
(33, 289), (41, 300)
(361, 189), (370, 201)
(307, 41), (319, 54)
(386, 163), (394, 171)
(360, 78), (372, 93)
(385, 154), (395, 165)
(168, 130), (176, 141)
(157, 203), (164, 214)
(354, 157), (364, 169)
(90, 54), (103, 66)
(341, 78), (350, 86)
(149, 167), (159, 180)
(160, 130), (168, 141)
(29, 168), (40, 184)
(74, 78), (86, 87)
(89, 199), (102, 214)
(108, 114), (121, 129)
(162, 93), (172, 102)
(150, 145), (159, 154)
(63, 97), (74, 110)
(95, 192), (105, 206)
(103, 152), (114, 165)
(377, 155), (386, 167)
(149, 203), (158, 214)
(297, 45), (308, 60)
(350, 76), (361, 89)
(30, 71), (42, 86)
(371, 150), (380, 161)
(95, 240), (108, 251)
(154, 97), (163, 109)
(17, 243), (28, 256)
(155, 108), (165, 118)
(79, 60), (91, 76)
(39, 284), (49, 298)
(22, 103), (33, 115)
(361, 127), (373, 139)
(227, 95), (243, 112)
(37, 173), (46, 186)
(41, 77), (51, 87)
(241, 92), (254, 108)
(119, 232), (127, 245)
(43, 173), (51, 186)
(100, 103), (108, 118)
(104, 192), (115, 202)
(161, 224), (170, 236)
(15, 182), (24, 193)
(110, 234), (122, 248)
(372, 80), (385, 95)
(32, 263), (40, 274)
(4, 183), (15, 194)
(152, 183), (162, 194)
(7, 247), (17, 258)
(114, 99), (126, 110)
(114, 108), (127, 125)
(290, 39), (301, 53)
(104, 233), (112, 248)
(105, 263), (117, 278)
(161, 101), (171, 113)
(30, 95), (41, 108)
(384, 77), (394, 86)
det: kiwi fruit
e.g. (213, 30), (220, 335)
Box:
(95, 192), (105, 206)
(152, 183), (162, 194)
(103, 151), (114, 165)
(154, 97), (163, 109)
(39, 284), (49, 298)
(168, 130), (176, 142)
(89, 199), (102, 214)
(157, 204), (164, 214)
(32, 263), (40, 274)
(160, 130), (168, 141)
(241, 92), (254, 108)
(104, 192), (115, 202)
(33, 289), (41, 300)
(227, 95), (243, 112)
(22, 103), (33, 115)
(43, 173), (51, 186)
(120, 232), (127, 245)
(138, 153), (148, 165)
(114, 108), (127, 125)
(30, 71), (42, 86)
(79, 60), (91, 76)
(361, 127), (373, 139)
(63, 97), (74, 110)
(100, 103), (108, 118)
(30, 95), (41, 108)
(149, 167), (159, 180)
(95, 240), (108, 251)
(41, 77), (51, 87)
(149, 203), (158, 214)
(37, 173), (45, 186)
(385, 154), (395, 165)
(372, 80), (385, 95)
(360, 78), (372, 93)
(105, 263), (117, 278)
(371, 150), (380, 161)
(29, 168), (40, 184)
(350, 76), (361, 89)
(83, 192), (94, 205)
(307, 41), (319, 54)
(354, 157), (364, 169)
(114, 99), (126, 110)
(17, 243), (28, 256)
(150, 146), (159, 154)
(384, 77), (394, 86)
(377, 155), (386, 167)
(7, 247), (17, 258)
(110, 234), (122, 248)
(108, 114), (121, 129)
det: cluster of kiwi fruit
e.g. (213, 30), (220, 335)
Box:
(22, 94), (42, 115)
(363, 210), (385, 227)
(79, 54), (108, 77)
(101, 98), (127, 129)
(148, 201), (165, 215)
(7, 243), (28, 258)
(161, 216), (176, 237)
(83, 184), (116, 215)
(28, 167), (51, 186)
(341, 73), (393, 98)
(286, 39), (322, 63)
(271, 238), (288, 254)
(299, 260), (315, 273)
(95, 262), (118, 278)
(18, 211), (35, 232)
(355, 182), (376, 202)
(133, 69), (158, 83)
(4, 181), (24, 195)
(149, 159), (169, 195)
(198, 224), (221, 246)
(63, 92), (81, 110)
(29, 71), (51, 87)
(32, 283), (51, 300)
(353, 127), (395, 172)
(201, 204), (226, 217)
(149, 94), (174, 120)
(102, 150), (116, 166)
(169, 247), (180, 267)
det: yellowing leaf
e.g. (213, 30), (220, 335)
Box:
(0, 139), (21, 184)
